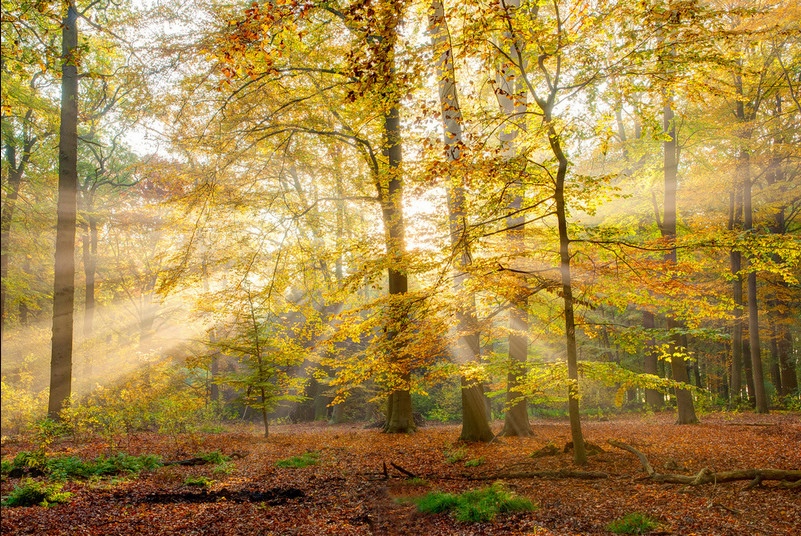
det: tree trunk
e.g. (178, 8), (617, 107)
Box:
(504, 304), (532, 436)
(495, 0), (533, 438)
(661, 101), (697, 424)
(48, 2), (79, 420)
(82, 214), (98, 337)
(1, 129), (34, 342)
(551, 127), (587, 465)
(380, 54), (413, 433)
(430, 0), (493, 442)
(642, 310), (663, 409)
(741, 152), (768, 414)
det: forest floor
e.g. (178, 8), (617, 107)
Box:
(1, 411), (799, 535)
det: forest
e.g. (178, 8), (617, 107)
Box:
(1, 1), (800, 534)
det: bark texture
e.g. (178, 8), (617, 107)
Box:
(49, 2), (79, 419)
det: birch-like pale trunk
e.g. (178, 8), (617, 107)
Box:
(430, 0), (493, 442)
(496, 0), (533, 438)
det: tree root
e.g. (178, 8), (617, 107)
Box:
(608, 440), (801, 488)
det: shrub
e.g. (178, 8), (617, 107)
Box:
(275, 452), (319, 468)
(412, 482), (535, 523)
(2, 479), (72, 507)
(606, 512), (660, 534)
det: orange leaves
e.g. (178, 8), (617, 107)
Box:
(214, 0), (310, 85)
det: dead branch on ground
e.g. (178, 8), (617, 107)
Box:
(608, 440), (801, 488)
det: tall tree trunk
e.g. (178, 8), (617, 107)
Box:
(730, 60), (768, 413)
(550, 127), (587, 465)
(380, 14), (413, 431)
(728, 187), (744, 402)
(742, 156), (768, 413)
(430, 0), (493, 442)
(764, 96), (797, 399)
(495, 0), (533, 438)
(49, 2), (79, 419)
(661, 101), (697, 425)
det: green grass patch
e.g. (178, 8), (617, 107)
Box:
(2, 478), (72, 507)
(275, 452), (319, 469)
(183, 475), (215, 488)
(411, 482), (535, 523)
(464, 457), (485, 467)
(2, 451), (161, 481)
(48, 453), (162, 481)
(606, 512), (660, 534)
(444, 446), (467, 464)
(198, 451), (230, 465)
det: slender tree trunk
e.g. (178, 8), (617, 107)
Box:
(550, 128), (587, 465)
(495, 0), (533, 438)
(642, 311), (663, 409)
(430, 0), (493, 442)
(82, 213), (98, 337)
(730, 257), (744, 400)
(730, 62), (768, 413)
(728, 182), (745, 402)
(777, 325), (797, 397)
(49, 2), (79, 419)
(767, 317), (782, 395)
(380, 50), (413, 433)
(1, 140), (31, 341)
(742, 338), (756, 407)
(661, 101), (697, 424)
(743, 163), (768, 413)
(764, 100), (797, 398)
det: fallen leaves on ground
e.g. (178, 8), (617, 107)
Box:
(1, 411), (799, 535)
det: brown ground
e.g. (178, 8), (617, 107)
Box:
(1, 411), (799, 535)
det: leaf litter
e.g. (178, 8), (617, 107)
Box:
(1, 412), (799, 535)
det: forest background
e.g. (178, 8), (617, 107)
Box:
(1, 0), (800, 455)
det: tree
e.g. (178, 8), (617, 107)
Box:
(1, 1), (58, 341)
(493, 0), (593, 464)
(48, 1), (79, 419)
(429, 0), (494, 442)
(494, 0), (534, 439)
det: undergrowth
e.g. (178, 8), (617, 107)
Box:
(1, 451), (162, 481)
(410, 481), (535, 522)
(275, 451), (319, 468)
(2, 479), (72, 507)
(606, 512), (660, 534)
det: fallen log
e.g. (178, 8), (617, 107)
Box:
(608, 440), (801, 488)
